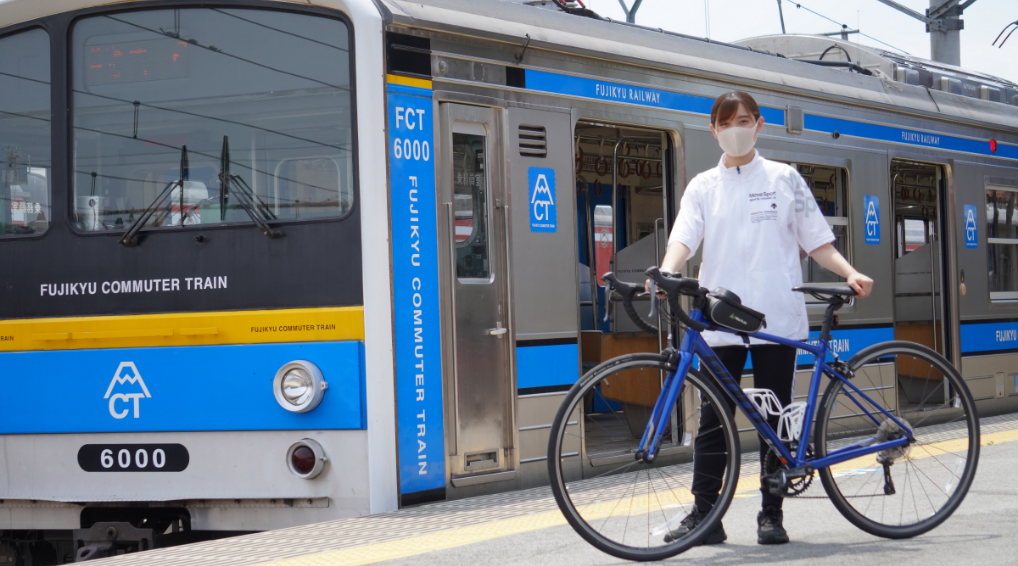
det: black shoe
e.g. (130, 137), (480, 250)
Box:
(757, 505), (790, 545)
(663, 509), (727, 545)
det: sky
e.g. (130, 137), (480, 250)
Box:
(581, 0), (1018, 84)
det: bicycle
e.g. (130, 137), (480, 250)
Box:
(547, 267), (979, 561)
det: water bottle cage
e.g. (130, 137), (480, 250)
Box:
(744, 388), (808, 443)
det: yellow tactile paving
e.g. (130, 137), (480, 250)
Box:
(262, 426), (1015, 566)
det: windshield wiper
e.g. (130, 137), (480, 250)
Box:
(218, 136), (283, 239)
(119, 145), (189, 247)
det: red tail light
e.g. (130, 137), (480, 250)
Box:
(291, 445), (316, 475)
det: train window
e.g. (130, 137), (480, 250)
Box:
(987, 186), (1018, 301)
(0, 29), (51, 239)
(788, 164), (849, 284)
(70, 8), (354, 232)
(452, 133), (490, 279)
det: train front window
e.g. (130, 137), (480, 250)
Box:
(0, 29), (51, 238)
(71, 9), (354, 232)
(987, 186), (1018, 301)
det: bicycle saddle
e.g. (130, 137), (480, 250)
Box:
(791, 284), (856, 296)
(792, 284), (856, 304)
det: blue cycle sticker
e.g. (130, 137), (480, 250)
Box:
(964, 204), (978, 249)
(863, 196), (880, 245)
(528, 167), (557, 232)
(387, 81), (446, 496)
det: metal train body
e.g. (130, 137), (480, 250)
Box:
(0, 0), (1016, 558)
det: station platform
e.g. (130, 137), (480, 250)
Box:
(93, 413), (1018, 566)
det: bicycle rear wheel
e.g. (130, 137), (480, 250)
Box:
(547, 353), (740, 561)
(814, 341), (979, 538)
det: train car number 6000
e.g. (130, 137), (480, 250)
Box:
(77, 444), (189, 472)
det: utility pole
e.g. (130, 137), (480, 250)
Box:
(874, 0), (979, 65)
(617, 0), (643, 23)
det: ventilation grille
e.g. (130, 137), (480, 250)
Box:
(518, 125), (547, 157)
(786, 106), (804, 135)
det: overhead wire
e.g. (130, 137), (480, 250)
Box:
(781, 0), (911, 55)
(103, 15), (349, 91)
(0, 76), (349, 196)
(993, 20), (1018, 48)
(209, 9), (349, 52)
(0, 69), (350, 154)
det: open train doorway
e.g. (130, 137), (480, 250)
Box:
(891, 159), (953, 409)
(573, 122), (684, 470)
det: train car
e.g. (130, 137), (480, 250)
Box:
(0, 0), (1016, 560)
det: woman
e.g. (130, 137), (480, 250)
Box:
(656, 91), (873, 545)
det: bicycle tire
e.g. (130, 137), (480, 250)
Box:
(547, 353), (740, 561)
(814, 340), (979, 539)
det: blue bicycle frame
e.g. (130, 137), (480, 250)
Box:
(636, 310), (912, 470)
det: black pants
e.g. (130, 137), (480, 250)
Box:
(692, 344), (797, 513)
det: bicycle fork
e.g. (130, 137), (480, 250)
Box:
(635, 351), (695, 463)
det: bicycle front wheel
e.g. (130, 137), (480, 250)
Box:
(815, 341), (979, 539)
(547, 353), (740, 561)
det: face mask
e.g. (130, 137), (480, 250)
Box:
(716, 124), (757, 157)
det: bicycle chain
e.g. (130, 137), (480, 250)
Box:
(762, 444), (896, 500)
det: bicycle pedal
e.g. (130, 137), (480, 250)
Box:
(762, 473), (786, 498)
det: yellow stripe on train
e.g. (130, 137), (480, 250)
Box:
(0, 307), (364, 352)
(387, 73), (432, 90)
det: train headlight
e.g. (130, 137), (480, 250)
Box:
(274, 361), (327, 413)
(286, 438), (327, 479)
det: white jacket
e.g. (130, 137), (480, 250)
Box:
(668, 152), (834, 347)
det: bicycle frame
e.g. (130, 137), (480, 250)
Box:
(637, 310), (912, 471)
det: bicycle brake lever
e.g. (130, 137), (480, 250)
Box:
(648, 283), (658, 318)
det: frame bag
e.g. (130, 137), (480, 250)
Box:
(706, 288), (766, 333)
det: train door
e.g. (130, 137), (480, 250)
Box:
(891, 160), (954, 406)
(573, 122), (679, 471)
(438, 103), (515, 481)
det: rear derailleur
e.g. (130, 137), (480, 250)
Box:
(874, 417), (915, 496)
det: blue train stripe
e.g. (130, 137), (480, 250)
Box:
(519, 68), (1015, 161)
(960, 321), (1018, 354)
(803, 114), (1018, 161)
(0, 341), (365, 434)
(516, 343), (579, 390)
(523, 68), (786, 126)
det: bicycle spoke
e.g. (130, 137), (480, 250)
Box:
(815, 345), (978, 537)
(548, 359), (739, 559)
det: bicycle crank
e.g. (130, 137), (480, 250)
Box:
(763, 445), (815, 498)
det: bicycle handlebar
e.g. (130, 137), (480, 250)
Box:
(601, 273), (658, 334)
(601, 268), (710, 333)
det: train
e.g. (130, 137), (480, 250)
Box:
(0, 0), (1015, 561)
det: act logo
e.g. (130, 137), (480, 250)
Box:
(964, 205), (978, 249)
(528, 167), (557, 233)
(103, 362), (152, 419)
(863, 196), (880, 245)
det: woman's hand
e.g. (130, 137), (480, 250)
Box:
(809, 243), (874, 299)
(846, 271), (874, 298)
(647, 242), (692, 294)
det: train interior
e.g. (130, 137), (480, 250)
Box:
(891, 160), (949, 407)
(574, 121), (675, 464)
